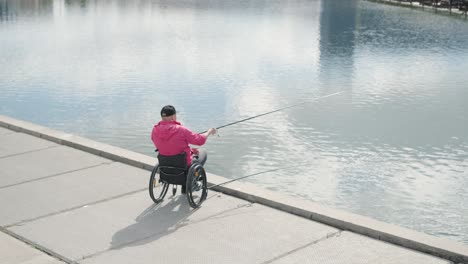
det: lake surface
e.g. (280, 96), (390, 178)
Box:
(1, 0), (467, 244)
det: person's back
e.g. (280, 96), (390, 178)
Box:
(151, 105), (216, 166)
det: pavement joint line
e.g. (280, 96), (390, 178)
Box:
(78, 203), (197, 262)
(0, 145), (61, 159)
(0, 161), (115, 190)
(77, 231), (160, 261)
(78, 197), (252, 262)
(1, 131), (17, 135)
(0, 226), (76, 264)
(4, 188), (147, 229)
(187, 201), (258, 225)
(208, 184), (468, 263)
(260, 230), (343, 264)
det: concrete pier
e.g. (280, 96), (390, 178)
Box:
(1, 115), (467, 264)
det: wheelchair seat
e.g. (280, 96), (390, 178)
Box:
(157, 153), (188, 185)
(149, 152), (208, 208)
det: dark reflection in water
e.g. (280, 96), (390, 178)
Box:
(0, 0), (467, 244)
(0, 0), (53, 21)
(319, 0), (356, 93)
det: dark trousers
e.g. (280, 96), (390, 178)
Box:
(182, 149), (207, 193)
(192, 149), (207, 166)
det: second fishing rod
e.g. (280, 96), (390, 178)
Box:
(199, 91), (343, 187)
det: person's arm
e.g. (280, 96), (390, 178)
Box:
(201, 128), (216, 138)
(184, 127), (216, 146)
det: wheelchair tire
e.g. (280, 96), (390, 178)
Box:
(149, 165), (169, 204)
(186, 163), (208, 208)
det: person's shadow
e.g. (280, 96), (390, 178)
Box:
(110, 195), (194, 250)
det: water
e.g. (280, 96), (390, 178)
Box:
(1, 0), (467, 244)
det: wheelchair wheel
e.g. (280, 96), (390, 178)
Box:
(149, 165), (169, 204)
(186, 163), (208, 208)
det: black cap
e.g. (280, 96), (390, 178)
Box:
(161, 105), (176, 117)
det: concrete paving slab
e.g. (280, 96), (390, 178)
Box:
(269, 231), (451, 264)
(0, 127), (15, 135)
(0, 146), (110, 188)
(9, 191), (338, 263)
(209, 173), (468, 263)
(0, 132), (58, 158)
(0, 231), (64, 264)
(65, 134), (158, 171)
(0, 116), (158, 171)
(0, 162), (149, 226)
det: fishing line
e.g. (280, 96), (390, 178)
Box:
(208, 166), (291, 189)
(207, 163), (305, 190)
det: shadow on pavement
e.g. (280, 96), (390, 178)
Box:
(110, 195), (194, 250)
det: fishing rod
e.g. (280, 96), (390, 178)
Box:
(203, 92), (343, 187)
(200, 91), (343, 134)
(154, 91), (342, 152)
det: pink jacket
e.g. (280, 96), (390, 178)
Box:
(151, 120), (207, 165)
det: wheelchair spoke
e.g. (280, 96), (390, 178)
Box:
(149, 165), (169, 204)
(187, 165), (208, 208)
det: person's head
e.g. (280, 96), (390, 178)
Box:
(160, 105), (176, 121)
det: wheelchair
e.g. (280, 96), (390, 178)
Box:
(149, 152), (208, 208)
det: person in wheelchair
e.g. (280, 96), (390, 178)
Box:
(151, 105), (216, 194)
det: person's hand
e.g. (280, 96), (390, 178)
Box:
(201, 128), (217, 138)
(191, 148), (199, 155)
(207, 128), (217, 136)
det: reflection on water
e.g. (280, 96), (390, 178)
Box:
(319, 0), (356, 93)
(0, 0), (53, 21)
(1, 0), (467, 244)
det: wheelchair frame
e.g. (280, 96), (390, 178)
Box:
(148, 153), (208, 208)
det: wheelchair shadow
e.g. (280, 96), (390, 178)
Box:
(110, 195), (194, 250)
